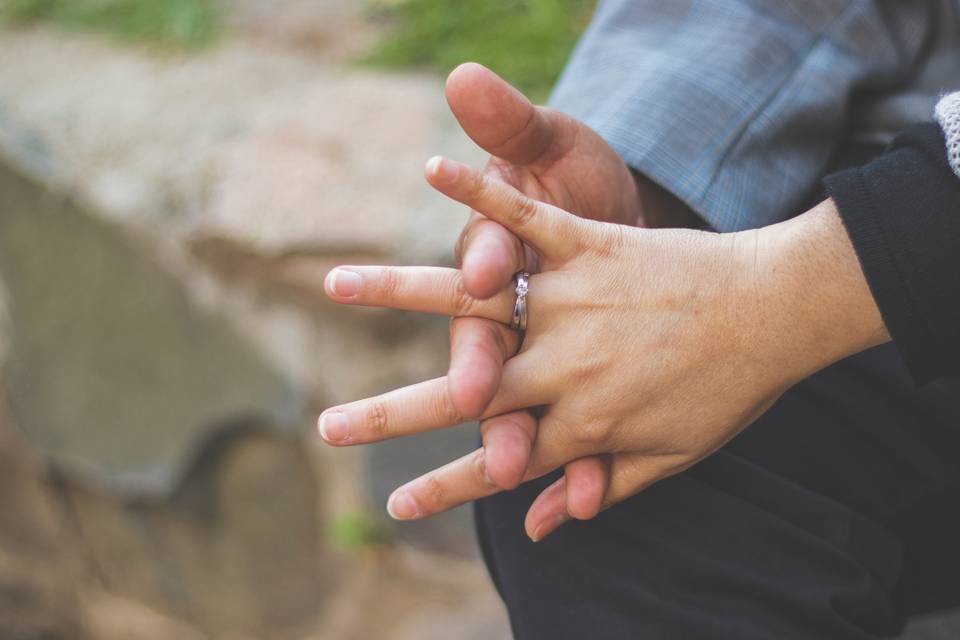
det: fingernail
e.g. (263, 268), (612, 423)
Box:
(318, 412), (350, 442)
(326, 268), (362, 297)
(530, 514), (567, 543)
(426, 155), (459, 183)
(387, 491), (420, 520)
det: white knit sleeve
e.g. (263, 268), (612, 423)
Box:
(935, 92), (960, 180)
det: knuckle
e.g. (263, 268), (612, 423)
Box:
(571, 420), (613, 446)
(419, 475), (446, 511)
(433, 388), (464, 426)
(449, 273), (475, 316)
(378, 267), (402, 300)
(592, 222), (627, 258)
(510, 193), (539, 228)
(364, 401), (390, 439)
(472, 450), (496, 488)
(470, 170), (489, 202)
(570, 220), (594, 256)
(570, 349), (610, 384)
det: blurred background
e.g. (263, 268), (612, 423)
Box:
(0, 0), (592, 638)
(2, 1), (959, 639)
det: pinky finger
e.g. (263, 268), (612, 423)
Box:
(565, 455), (611, 521)
(522, 455), (609, 541)
(523, 474), (569, 542)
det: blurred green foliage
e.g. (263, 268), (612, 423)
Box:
(363, 0), (596, 102)
(327, 510), (389, 552)
(0, 0), (219, 49)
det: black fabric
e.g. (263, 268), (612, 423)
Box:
(475, 345), (960, 640)
(825, 124), (960, 384)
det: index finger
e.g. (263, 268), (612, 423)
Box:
(426, 156), (579, 261)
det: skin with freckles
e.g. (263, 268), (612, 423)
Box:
(320, 155), (890, 541)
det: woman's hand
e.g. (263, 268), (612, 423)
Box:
(320, 157), (888, 541)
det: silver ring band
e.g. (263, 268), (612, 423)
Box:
(510, 271), (529, 332)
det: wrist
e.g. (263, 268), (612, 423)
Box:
(752, 200), (890, 382)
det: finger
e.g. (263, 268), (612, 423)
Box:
(525, 453), (683, 541)
(457, 213), (525, 299)
(448, 317), (519, 418)
(564, 455), (611, 521)
(522, 455), (610, 541)
(385, 411), (538, 520)
(524, 474), (570, 542)
(324, 265), (515, 323)
(318, 351), (551, 446)
(480, 410), (537, 490)
(445, 62), (557, 166)
(425, 156), (578, 260)
(385, 448), (497, 520)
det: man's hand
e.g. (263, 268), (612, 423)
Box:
(442, 63), (647, 519)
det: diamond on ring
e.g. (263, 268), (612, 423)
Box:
(510, 271), (529, 332)
(515, 277), (528, 297)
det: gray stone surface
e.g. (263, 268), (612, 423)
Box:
(0, 162), (300, 493)
(58, 420), (329, 638)
(0, 275), (7, 370)
(0, 27), (484, 266)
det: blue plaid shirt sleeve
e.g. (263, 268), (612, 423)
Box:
(549, 0), (933, 231)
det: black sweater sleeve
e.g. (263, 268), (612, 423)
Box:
(823, 124), (960, 384)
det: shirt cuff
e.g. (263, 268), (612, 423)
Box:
(823, 124), (960, 384)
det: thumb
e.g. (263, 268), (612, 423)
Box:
(445, 62), (557, 166)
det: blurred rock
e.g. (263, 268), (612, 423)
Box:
(85, 593), (206, 640)
(0, 439), (91, 639)
(0, 162), (301, 493)
(0, 27), (484, 271)
(0, 381), (329, 639)
(309, 547), (510, 640)
(227, 0), (381, 60)
(0, 281), (88, 638)
(199, 72), (436, 256)
(0, 276), (7, 373)
(56, 419), (328, 638)
(0, 23), (484, 552)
